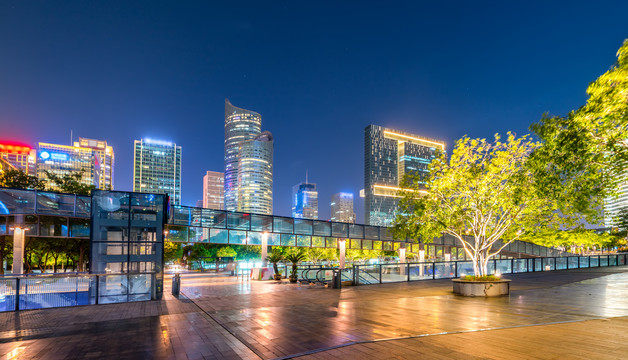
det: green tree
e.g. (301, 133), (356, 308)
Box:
(164, 241), (183, 263)
(44, 170), (95, 195)
(530, 39), (628, 223)
(216, 246), (237, 258)
(393, 133), (562, 276)
(0, 169), (46, 190)
(0, 236), (13, 274)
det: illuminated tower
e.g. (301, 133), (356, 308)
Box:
(364, 125), (445, 226)
(0, 142), (36, 174)
(224, 99), (261, 211)
(203, 171), (224, 210)
(331, 192), (356, 223)
(237, 131), (273, 215)
(73, 138), (114, 190)
(292, 177), (318, 219)
(133, 138), (182, 205)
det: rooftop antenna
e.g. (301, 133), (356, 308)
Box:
(70, 129), (73, 145)
(306, 169), (308, 184)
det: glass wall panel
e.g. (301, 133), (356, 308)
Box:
(171, 206), (190, 225)
(227, 213), (250, 230)
(228, 230), (247, 244)
(331, 222), (348, 237)
(70, 218), (90, 238)
(350, 239), (361, 249)
(312, 221), (331, 236)
(210, 228), (228, 244)
(364, 226), (379, 240)
(383, 241), (393, 251)
(381, 264), (406, 283)
(349, 224), (364, 238)
(165, 225), (188, 242)
(312, 236), (325, 248)
(362, 240), (373, 250)
(251, 214), (273, 232)
(294, 219), (313, 235)
(188, 227), (205, 242)
(409, 263), (434, 280)
(37, 192), (75, 216)
(248, 231), (263, 245)
(273, 217), (294, 234)
(326, 237), (338, 248)
(373, 241), (382, 250)
(76, 196), (91, 217)
(202, 209), (226, 228)
(39, 215), (68, 237)
(281, 234), (296, 246)
(380, 228), (394, 241)
(296, 235), (311, 247)
(0, 188), (36, 214)
(268, 233), (281, 245)
(190, 208), (202, 226)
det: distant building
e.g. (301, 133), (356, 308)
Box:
(37, 139), (114, 191)
(0, 142), (36, 174)
(331, 192), (356, 223)
(73, 138), (114, 190)
(364, 125), (444, 226)
(203, 171), (224, 210)
(224, 99), (262, 211)
(195, 200), (203, 208)
(604, 177), (628, 228)
(133, 138), (182, 205)
(237, 131), (273, 214)
(292, 181), (318, 219)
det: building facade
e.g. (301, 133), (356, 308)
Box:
(604, 177), (628, 228)
(37, 140), (114, 191)
(364, 125), (444, 226)
(292, 182), (318, 219)
(236, 131), (274, 215)
(133, 138), (182, 205)
(224, 99), (262, 211)
(203, 171), (224, 210)
(73, 138), (114, 190)
(0, 143), (36, 174)
(330, 192), (356, 223)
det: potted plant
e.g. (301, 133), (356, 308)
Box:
(285, 250), (307, 283)
(266, 251), (284, 281)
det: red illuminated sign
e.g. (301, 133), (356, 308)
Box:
(0, 142), (31, 155)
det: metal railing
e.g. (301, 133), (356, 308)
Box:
(0, 272), (156, 312)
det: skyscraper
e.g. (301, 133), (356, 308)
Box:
(37, 139), (114, 191)
(292, 180), (318, 219)
(331, 192), (356, 223)
(224, 99), (262, 211)
(133, 138), (182, 205)
(203, 171), (224, 210)
(364, 125), (444, 226)
(237, 131), (274, 214)
(604, 177), (628, 228)
(73, 138), (114, 190)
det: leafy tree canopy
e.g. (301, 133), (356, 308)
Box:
(0, 169), (46, 190)
(44, 170), (95, 196)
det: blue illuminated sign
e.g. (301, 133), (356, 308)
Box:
(40, 151), (50, 160)
(40, 151), (69, 161)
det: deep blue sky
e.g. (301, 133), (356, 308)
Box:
(0, 1), (626, 221)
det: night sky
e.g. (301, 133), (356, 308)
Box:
(1, 1), (626, 221)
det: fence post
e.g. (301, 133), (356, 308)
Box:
(407, 263), (411, 282)
(578, 256), (580, 268)
(454, 261), (458, 278)
(511, 258), (514, 273)
(598, 255), (601, 267)
(15, 278), (20, 311)
(432, 262), (436, 280)
(379, 264), (382, 284)
(95, 275), (99, 305)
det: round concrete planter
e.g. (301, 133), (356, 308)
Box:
(452, 279), (511, 297)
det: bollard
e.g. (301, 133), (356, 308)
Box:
(172, 273), (181, 296)
(332, 270), (341, 289)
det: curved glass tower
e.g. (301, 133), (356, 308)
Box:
(224, 99), (262, 211)
(237, 131), (274, 214)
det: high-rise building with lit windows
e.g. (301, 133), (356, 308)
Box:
(133, 138), (181, 205)
(203, 171), (224, 210)
(237, 131), (273, 214)
(292, 181), (318, 219)
(331, 192), (356, 223)
(364, 125), (444, 226)
(37, 139), (114, 191)
(604, 177), (628, 228)
(0, 142), (36, 174)
(224, 99), (262, 211)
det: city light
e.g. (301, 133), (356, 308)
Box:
(144, 138), (174, 146)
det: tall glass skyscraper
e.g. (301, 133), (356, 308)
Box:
(203, 170), (224, 210)
(37, 139), (114, 191)
(224, 99), (262, 211)
(237, 131), (274, 214)
(292, 181), (318, 219)
(604, 176), (628, 228)
(330, 192), (355, 223)
(364, 125), (445, 226)
(133, 138), (182, 205)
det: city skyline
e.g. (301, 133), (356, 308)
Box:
(1, 2), (626, 221)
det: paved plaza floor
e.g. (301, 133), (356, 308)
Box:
(0, 266), (627, 359)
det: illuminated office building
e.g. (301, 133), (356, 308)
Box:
(292, 181), (318, 219)
(364, 125), (445, 226)
(0, 143), (36, 174)
(203, 171), (224, 210)
(237, 131), (273, 215)
(73, 138), (114, 190)
(37, 140), (113, 191)
(133, 138), (182, 205)
(604, 176), (628, 228)
(224, 99), (262, 211)
(331, 192), (356, 223)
